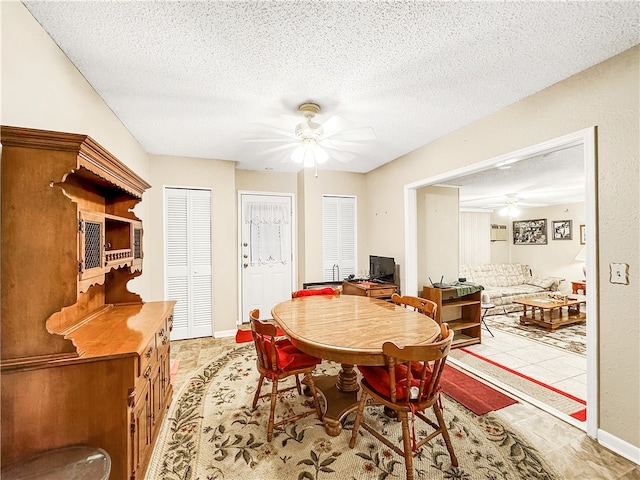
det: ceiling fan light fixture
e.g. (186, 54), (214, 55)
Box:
(291, 139), (328, 167)
(499, 196), (520, 218)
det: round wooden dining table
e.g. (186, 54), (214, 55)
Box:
(272, 294), (440, 435)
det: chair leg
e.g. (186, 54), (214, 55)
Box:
(398, 411), (414, 480)
(349, 392), (368, 448)
(481, 309), (494, 337)
(303, 373), (323, 420)
(432, 402), (458, 467)
(267, 378), (279, 442)
(295, 374), (302, 394)
(252, 373), (265, 409)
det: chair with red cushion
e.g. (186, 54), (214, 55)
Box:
(349, 324), (457, 480)
(250, 309), (323, 441)
(291, 287), (340, 298)
(391, 293), (438, 320)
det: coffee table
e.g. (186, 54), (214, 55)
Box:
(513, 295), (586, 332)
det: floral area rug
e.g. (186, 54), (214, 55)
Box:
(145, 344), (563, 480)
(484, 314), (586, 356)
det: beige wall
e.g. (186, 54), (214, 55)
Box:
(420, 186), (459, 286)
(145, 155), (237, 332)
(366, 47), (639, 449)
(490, 202), (586, 292)
(297, 168), (369, 286)
(3, 0), (639, 456)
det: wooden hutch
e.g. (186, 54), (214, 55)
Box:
(1, 126), (175, 479)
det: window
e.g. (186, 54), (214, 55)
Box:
(322, 195), (356, 281)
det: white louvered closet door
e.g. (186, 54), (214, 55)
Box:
(165, 188), (213, 340)
(322, 195), (356, 281)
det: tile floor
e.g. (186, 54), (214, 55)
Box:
(169, 334), (640, 480)
(462, 324), (587, 400)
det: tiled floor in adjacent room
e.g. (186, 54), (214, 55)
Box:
(169, 335), (640, 480)
(462, 324), (587, 400)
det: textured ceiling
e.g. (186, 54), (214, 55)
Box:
(438, 144), (585, 210)
(22, 1), (639, 206)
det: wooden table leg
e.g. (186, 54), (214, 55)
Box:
(313, 364), (361, 437)
(336, 364), (359, 392)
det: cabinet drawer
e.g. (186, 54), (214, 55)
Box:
(370, 287), (396, 298)
(138, 337), (156, 378)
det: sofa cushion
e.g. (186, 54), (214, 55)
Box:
(524, 275), (557, 289)
(459, 264), (531, 287)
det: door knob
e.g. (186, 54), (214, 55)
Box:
(243, 263), (248, 268)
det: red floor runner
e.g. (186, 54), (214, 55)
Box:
(440, 364), (518, 415)
(235, 327), (285, 343)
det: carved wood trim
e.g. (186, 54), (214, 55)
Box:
(1, 125), (150, 197)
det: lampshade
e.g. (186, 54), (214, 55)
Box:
(290, 139), (329, 168)
(574, 246), (587, 262)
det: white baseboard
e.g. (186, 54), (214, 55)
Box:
(215, 329), (237, 338)
(598, 429), (640, 466)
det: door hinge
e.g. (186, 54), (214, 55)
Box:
(130, 420), (136, 435)
(78, 260), (84, 273)
(78, 219), (84, 233)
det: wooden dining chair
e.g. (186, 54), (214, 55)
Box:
(250, 309), (323, 441)
(291, 287), (340, 298)
(349, 324), (457, 480)
(391, 293), (438, 320)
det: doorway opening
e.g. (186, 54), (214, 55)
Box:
(403, 127), (598, 438)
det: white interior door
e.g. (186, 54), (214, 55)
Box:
(240, 193), (293, 323)
(165, 187), (213, 340)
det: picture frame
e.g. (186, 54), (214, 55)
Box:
(580, 224), (586, 245)
(513, 219), (547, 245)
(552, 220), (572, 240)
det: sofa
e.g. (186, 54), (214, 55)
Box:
(459, 263), (561, 315)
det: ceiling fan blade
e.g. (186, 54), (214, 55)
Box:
(320, 115), (354, 135)
(242, 137), (298, 144)
(254, 142), (299, 156)
(323, 126), (376, 142)
(321, 138), (371, 152)
(326, 149), (357, 163)
(245, 122), (298, 140)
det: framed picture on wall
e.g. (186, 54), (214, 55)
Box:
(552, 220), (572, 240)
(580, 224), (586, 244)
(513, 219), (547, 245)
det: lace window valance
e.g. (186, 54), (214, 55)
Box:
(245, 202), (290, 266)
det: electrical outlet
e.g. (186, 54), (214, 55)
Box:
(610, 263), (629, 285)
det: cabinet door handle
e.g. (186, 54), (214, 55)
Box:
(145, 347), (153, 358)
(143, 365), (152, 379)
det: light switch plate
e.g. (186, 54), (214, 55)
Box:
(610, 263), (629, 285)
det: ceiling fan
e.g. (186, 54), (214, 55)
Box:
(245, 102), (376, 175)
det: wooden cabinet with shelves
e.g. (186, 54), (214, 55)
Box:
(422, 286), (481, 348)
(1, 126), (174, 480)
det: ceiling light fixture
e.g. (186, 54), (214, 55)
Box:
(290, 103), (329, 177)
(499, 196), (520, 218)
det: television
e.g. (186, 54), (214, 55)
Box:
(369, 255), (395, 283)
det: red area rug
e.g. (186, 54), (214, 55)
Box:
(235, 327), (285, 343)
(440, 364), (518, 415)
